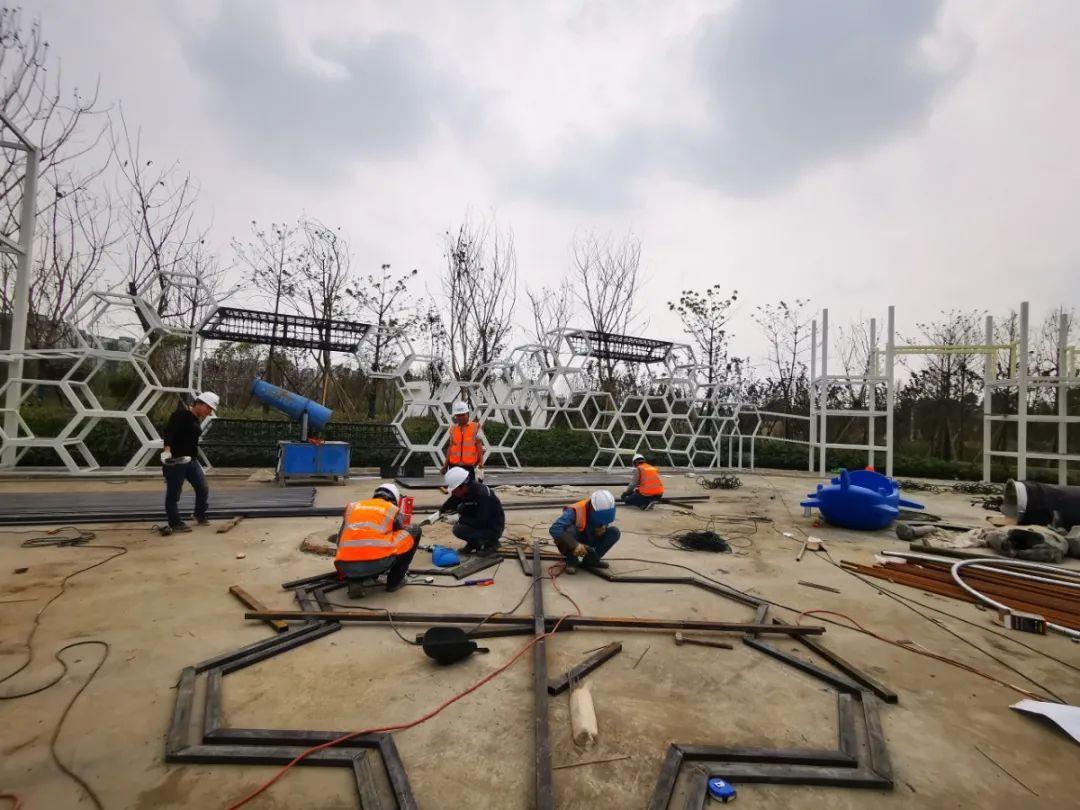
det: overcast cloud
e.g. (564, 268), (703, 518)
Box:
(18, 0), (1080, 365)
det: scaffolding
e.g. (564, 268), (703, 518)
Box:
(563, 329), (673, 364)
(198, 307), (371, 353)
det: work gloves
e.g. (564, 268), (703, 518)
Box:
(555, 530), (589, 559)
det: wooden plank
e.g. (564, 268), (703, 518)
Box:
(229, 585), (289, 632)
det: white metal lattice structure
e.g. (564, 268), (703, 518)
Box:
(0, 274), (219, 473)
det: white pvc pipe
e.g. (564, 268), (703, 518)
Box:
(950, 558), (1080, 639)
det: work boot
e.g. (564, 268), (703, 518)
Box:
(582, 559), (609, 570)
(347, 581), (366, 599)
(563, 563), (578, 575)
(478, 543), (500, 556)
(169, 522), (192, 533)
(460, 543), (478, 556)
(385, 579), (407, 593)
(195, 517), (211, 526)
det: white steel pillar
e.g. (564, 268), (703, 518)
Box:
(982, 314), (994, 482)
(1017, 302), (1029, 480)
(868, 317), (876, 469)
(1057, 311), (1069, 485)
(818, 308), (829, 476)
(1, 120), (39, 468)
(885, 305), (895, 477)
(808, 318), (817, 472)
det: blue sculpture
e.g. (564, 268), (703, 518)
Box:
(800, 468), (923, 530)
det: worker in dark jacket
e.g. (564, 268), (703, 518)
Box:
(548, 490), (620, 574)
(160, 392), (219, 534)
(440, 466), (505, 554)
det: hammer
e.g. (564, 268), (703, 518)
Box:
(674, 632), (733, 650)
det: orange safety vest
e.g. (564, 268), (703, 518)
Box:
(447, 421), (480, 465)
(335, 498), (414, 565)
(570, 499), (589, 533)
(637, 462), (664, 496)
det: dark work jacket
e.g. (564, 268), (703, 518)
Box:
(163, 406), (202, 458)
(441, 482), (505, 532)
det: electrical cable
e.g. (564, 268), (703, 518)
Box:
(0, 532), (125, 810)
(225, 561), (580, 809)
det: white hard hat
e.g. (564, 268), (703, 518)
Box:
(374, 483), (400, 504)
(451, 400), (469, 416)
(632, 453), (645, 463)
(196, 391), (219, 411)
(444, 466), (470, 490)
(590, 490), (616, 511)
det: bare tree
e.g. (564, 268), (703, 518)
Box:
(1, 9), (110, 348)
(570, 231), (643, 389)
(233, 220), (303, 387)
(668, 284), (738, 385)
(526, 279), (574, 366)
(752, 299), (813, 413)
(442, 216), (517, 378)
(347, 263), (418, 418)
(110, 109), (206, 327)
(295, 218), (353, 405)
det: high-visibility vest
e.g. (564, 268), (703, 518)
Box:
(447, 421), (480, 465)
(637, 462), (664, 496)
(570, 499), (589, 533)
(335, 498), (414, 565)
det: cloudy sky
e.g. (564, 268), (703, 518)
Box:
(22, 0), (1080, 365)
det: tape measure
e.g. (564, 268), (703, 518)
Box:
(708, 777), (736, 803)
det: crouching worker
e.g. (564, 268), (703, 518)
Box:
(440, 466), (505, 555)
(549, 490), (621, 574)
(621, 453), (664, 509)
(335, 483), (419, 596)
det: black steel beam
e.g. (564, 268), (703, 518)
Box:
(245, 610), (827, 636)
(165, 667), (197, 757)
(646, 745), (684, 810)
(547, 642), (623, 695)
(773, 618), (898, 704)
(204, 727), (384, 748)
(378, 735), (419, 810)
(677, 746), (857, 768)
(281, 571), (339, 590)
(533, 543), (554, 810)
(741, 635), (862, 693)
(219, 621), (341, 675)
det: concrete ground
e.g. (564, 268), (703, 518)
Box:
(1, 468), (1078, 809)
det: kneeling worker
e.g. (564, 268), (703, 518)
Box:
(621, 453), (664, 509)
(440, 466), (505, 554)
(335, 483), (419, 595)
(549, 490), (621, 574)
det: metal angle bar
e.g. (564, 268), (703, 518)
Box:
(532, 543), (555, 810)
(741, 635), (862, 693)
(167, 743), (361, 766)
(682, 766), (710, 810)
(219, 621), (342, 675)
(774, 618), (898, 704)
(449, 553), (501, 580)
(838, 694), (858, 759)
(701, 762), (892, 789)
(677, 746), (857, 767)
(244, 611), (827, 636)
(352, 750), (391, 810)
(281, 571), (339, 590)
(647, 745), (685, 810)
(378, 735), (419, 810)
(204, 727), (384, 748)
(413, 625), (538, 644)
(861, 693), (893, 782)
(166, 667), (197, 756)
(547, 642), (623, 695)
(193, 622), (321, 673)
(203, 668), (223, 735)
(516, 546), (532, 576)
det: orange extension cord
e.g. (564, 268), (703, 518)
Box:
(225, 563), (582, 809)
(795, 609), (1048, 701)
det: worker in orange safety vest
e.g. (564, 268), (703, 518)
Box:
(335, 483), (420, 596)
(621, 453), (664, 509)
(440, 400), (484, 482)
